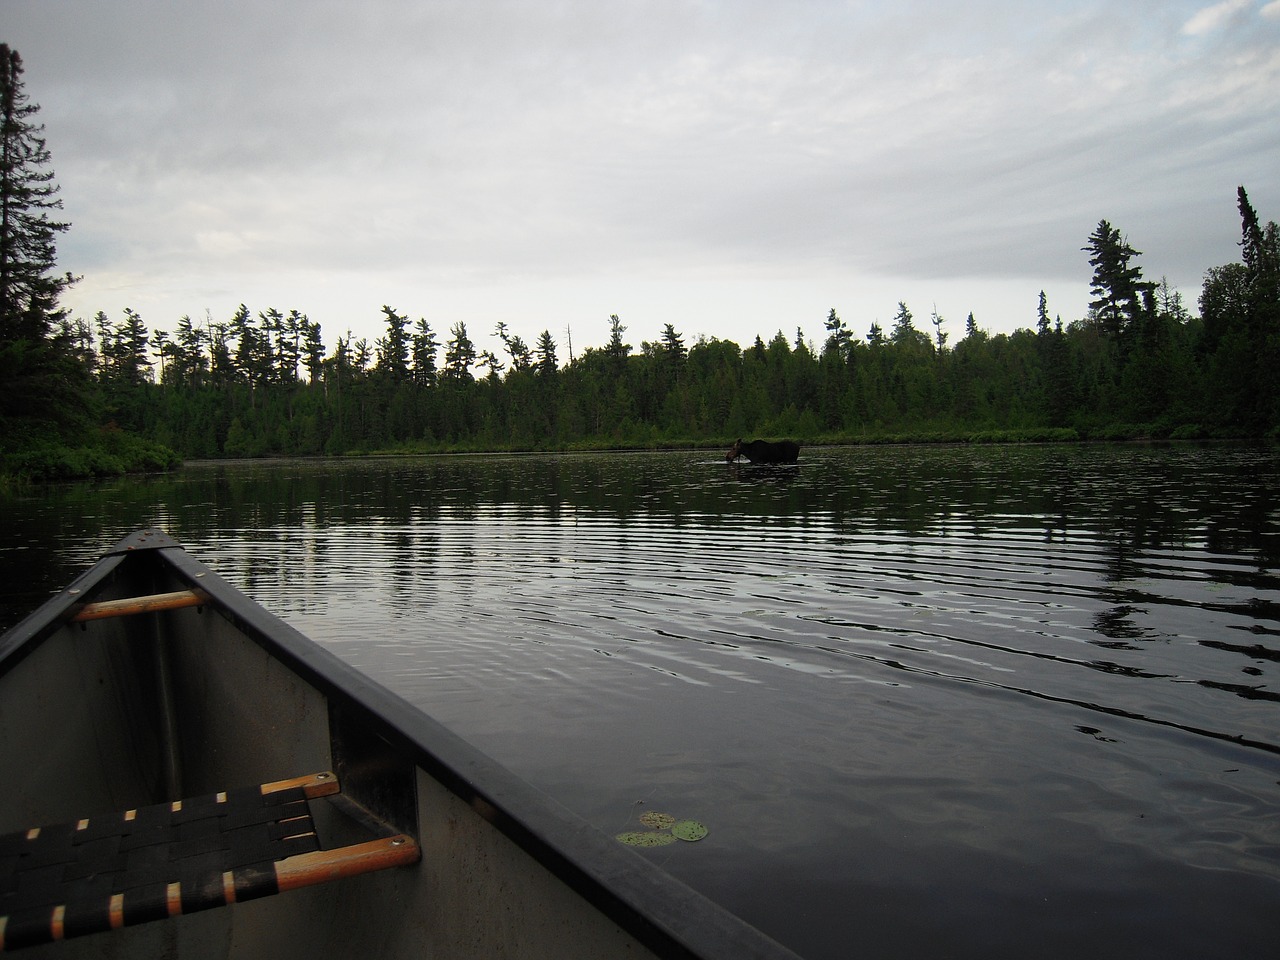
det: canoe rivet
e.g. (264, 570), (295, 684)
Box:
(391, 837), (406, 846)
(316, 772), (331, 780)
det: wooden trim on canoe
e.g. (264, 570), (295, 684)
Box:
(275, 836), (419, 893)
(0, 772), (419, 952)
(260, 771), (342, 801)
(71, 589), (211, 622)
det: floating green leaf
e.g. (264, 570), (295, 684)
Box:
(671, 820), (708, 842)
(638, 811), (676, 830)
(616, 831), (677, 847)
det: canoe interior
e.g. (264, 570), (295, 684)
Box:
(0, 531), (800, 960)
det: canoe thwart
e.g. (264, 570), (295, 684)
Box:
(71, 589), (212, 622)
(0, 772), (419, 952)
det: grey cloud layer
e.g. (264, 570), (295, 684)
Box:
(6, 0), (1279, 339)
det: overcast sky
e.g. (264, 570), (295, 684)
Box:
(7, 0), (1279, 359)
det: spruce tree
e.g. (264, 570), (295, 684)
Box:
(0, 44), (73, 344)
(1234, 186), (1280, 429)
(0, 44), (95, 437)
(535, 330), (557, 376)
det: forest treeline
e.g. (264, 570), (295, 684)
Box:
(68, 184), (1278, 463)
(2, 40), (1278, 482)
(6, 185), (1279, 479)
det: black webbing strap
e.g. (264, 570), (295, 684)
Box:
(1, 780), (322, 950)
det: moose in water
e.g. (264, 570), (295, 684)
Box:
(726, 439), (801, 464)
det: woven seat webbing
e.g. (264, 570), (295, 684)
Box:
(0, 773), (337, 951)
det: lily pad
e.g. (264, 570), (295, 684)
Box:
(616, 831), (677, 848)
(671, 820), (708, 842)
(638, 811), (677, 830)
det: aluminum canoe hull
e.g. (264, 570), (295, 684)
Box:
(0, 529), (799, 960)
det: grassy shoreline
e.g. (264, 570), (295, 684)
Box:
(0, 429), (182, 486)
(6, 421), (1267, 486)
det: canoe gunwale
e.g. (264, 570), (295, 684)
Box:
(1, 530), (803, 960)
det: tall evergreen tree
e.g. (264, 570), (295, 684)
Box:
(207, 319), (235, 386)
(281, 309), (304, 384)
(963, 312), (984, 342)
(444, 321), (475, 383)
(660, 323), (686, 366)
(0, 44), (95, 435)
(535, 330), (557, 376)
(172, 314), (208, 387)
(410, 318), (438, 386)
(375, 305), (411, 382)
(823, 307), (852, 358)
(1036, 291), (1050, 336)
(930, 308), (948, 352)
(1083, 220), (1153, 341)
(302, 317), (325, 385)
(493, 321), (532, 373)
(1233, 186), (1280, 428)
(606, 314), (630, 366)
(0, 44), (74, 345)
(228, 305), (256, 383)
(891, 302), (915, 343)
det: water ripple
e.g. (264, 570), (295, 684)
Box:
(5, 445), (1279, 959)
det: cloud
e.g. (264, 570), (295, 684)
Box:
(1181, 0), (1252, 35)
(7, 0), (1280, 352)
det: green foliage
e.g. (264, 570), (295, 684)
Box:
(77, 288), (1250, 460)
(10, 39), (1270, 474)
(1083, 220), (1155, 342)
(13, 175), (1280, 466)
(48, 185), (1280, 460)
(1, 427), (179, 482)
(0, 46), (178, 484)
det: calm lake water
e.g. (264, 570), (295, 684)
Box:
(2, 445), (1278, 959)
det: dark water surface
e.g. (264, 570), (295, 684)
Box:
(3, 445), (1278, 958)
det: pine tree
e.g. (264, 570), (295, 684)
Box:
(823, 307), (852, 358)
(282, 310), (304, 384)
(660, 323), (686, 366)
(302, 317), (325, 385)
(375, 305), (410, 382)
(1083, 220), (1153, 341)
(112, 308), (151, 386)
(0, 45), (74, 345)
(173, 314), (209, 387)
(606, 314), (630, 367)
(444, 321), (475, 383)
(410, 318), (438, 386)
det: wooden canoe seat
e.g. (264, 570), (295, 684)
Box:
(0, 773), (418, 952)
(71, 588), (211, 622)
